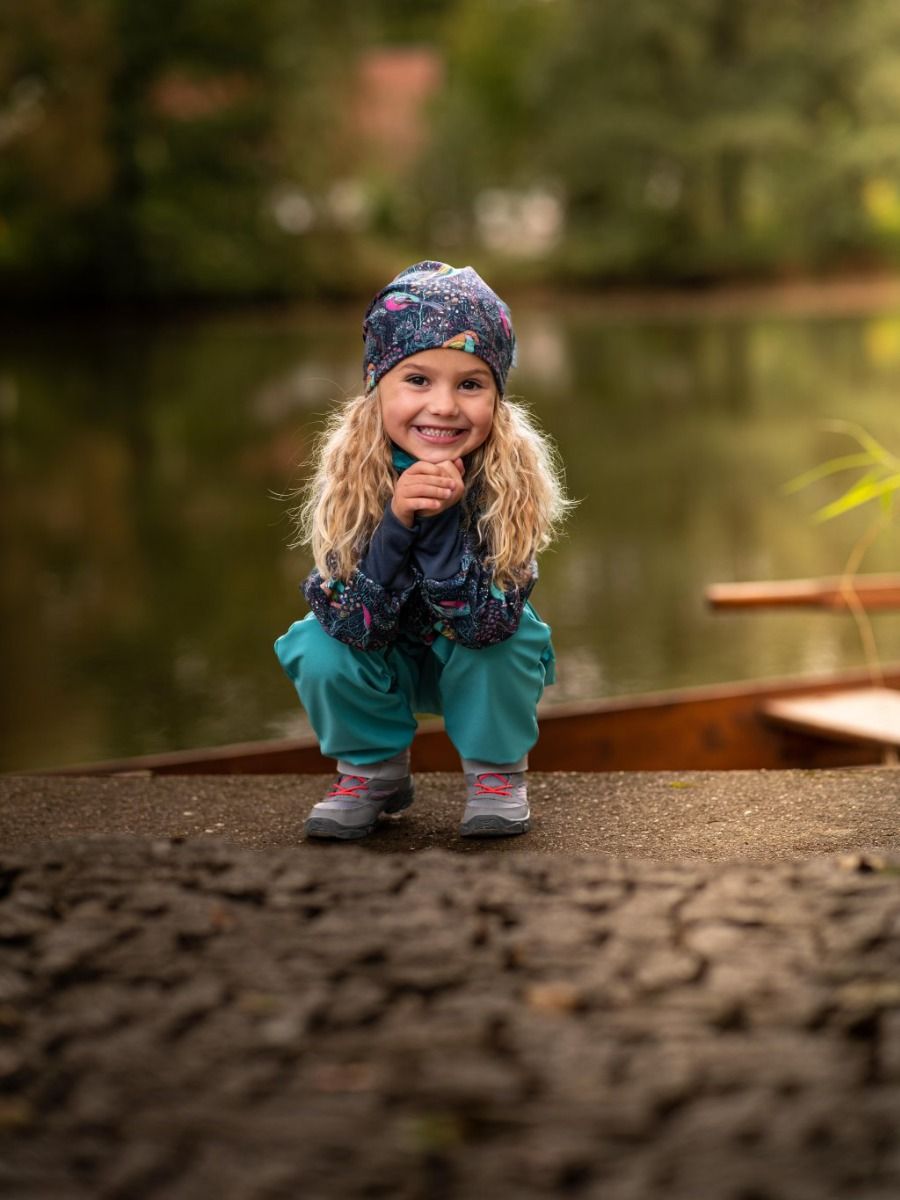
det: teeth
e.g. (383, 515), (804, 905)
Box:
(417, 427), (461, 437)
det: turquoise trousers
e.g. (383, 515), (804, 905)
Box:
(274, 602), (555, 769)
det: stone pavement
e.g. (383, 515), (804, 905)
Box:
(1, 768), (899, 859)
(1, 770), (899, 1199)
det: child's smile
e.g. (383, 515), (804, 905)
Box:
(412, 425), (467, 445)
(379, 348), (496, 463)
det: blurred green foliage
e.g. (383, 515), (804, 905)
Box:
(786, 421), (900, 524)
(5, 0), (900, 302)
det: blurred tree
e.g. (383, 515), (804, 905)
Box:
(0, 0), (115, 295)
(0, 0), (403, 301)
(419, 0), (900, 282)
(5, 0), (900, 299)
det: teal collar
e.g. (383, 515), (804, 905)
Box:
(391, 442), (476, 476)
(390, 443), (417, 472)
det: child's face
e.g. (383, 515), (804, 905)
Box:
(378, 348), (497, 464)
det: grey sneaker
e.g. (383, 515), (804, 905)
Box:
(304, 773), (414, 840)
(460, 771), (530, 837)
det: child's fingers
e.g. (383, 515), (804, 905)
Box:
(444, 461), (465, 499)
(398, 476), (454, 496)
(427, 459), (464, 488)
(397, 482), (454, 506)
(405, 461), (449, 478)
(393, 458), (463, 520)
(407, 460), (463, 487)
(407, 494), (452, 509)
(432, 457), (464, 477)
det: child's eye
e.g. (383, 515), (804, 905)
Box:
(405, 374), (428, 386)
(460, 379), (486, 391)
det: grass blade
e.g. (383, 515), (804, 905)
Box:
(814, 472), (900, 522)
(819, 419), (900, 469)
(784, 452), (875, 494)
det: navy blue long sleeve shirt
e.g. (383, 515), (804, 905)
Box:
(358, 445), (467, 589)
(359, 501), (466, 589)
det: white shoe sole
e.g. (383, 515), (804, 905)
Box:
(459, 813), (530, 837)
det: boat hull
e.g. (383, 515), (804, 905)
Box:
(40, 665), (900, 775)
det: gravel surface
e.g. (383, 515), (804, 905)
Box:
(1, 838), (899, 1199)
(1, 770), (899, 1198)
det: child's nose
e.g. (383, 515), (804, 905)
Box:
(427, 385), (459, 413)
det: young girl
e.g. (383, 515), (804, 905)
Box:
(275, 260), (570, 839)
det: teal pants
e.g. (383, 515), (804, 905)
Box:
(274, 603), (555, 768)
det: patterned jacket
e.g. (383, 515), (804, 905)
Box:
(302, 517), (536, 653)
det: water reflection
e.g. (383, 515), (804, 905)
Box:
(2, 304), (899, 770)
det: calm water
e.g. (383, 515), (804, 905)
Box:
(2, 299), (899, 771)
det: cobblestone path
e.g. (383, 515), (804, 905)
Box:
(1, 837), (899, 1199)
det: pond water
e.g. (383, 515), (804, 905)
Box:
(2, 298), (899, 771)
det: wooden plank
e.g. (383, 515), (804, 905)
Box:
(706, 575), (900, 611)
(763, 687), (900, 748)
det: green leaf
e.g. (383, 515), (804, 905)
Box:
(783, 452), (876, 494)
(814, 473), (900, 522)
(819, 420), (900, 470)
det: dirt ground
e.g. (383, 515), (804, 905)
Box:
(1, 769), (899, 1199)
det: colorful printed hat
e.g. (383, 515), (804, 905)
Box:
(362, 260), (517, 395)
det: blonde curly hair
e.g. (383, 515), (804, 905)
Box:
(289, 390), (572, 592)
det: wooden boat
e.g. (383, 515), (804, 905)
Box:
(48, 664), (900, 776)
(45, 576), (900, 776)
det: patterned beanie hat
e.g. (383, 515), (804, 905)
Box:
(363, 260), (517, 395)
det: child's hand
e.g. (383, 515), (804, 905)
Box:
(391, 458), (465, 528)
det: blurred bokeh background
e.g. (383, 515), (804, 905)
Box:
(2, 0), (900, 770)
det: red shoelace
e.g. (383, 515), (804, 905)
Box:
(326, 775), (369, 800)
(474, 773), (512, 797)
